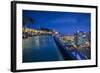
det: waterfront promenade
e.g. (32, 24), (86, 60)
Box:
(23, 34), (88, 63)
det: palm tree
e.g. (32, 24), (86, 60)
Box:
(23, 16), (34, 28)
(23, 16), (35, 38)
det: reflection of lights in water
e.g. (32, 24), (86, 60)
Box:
(23, 38), (33, 50)
(35, 36), (40, 49)
(23, 35), (64, 62)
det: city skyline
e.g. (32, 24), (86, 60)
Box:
(23, 10), (91, 35)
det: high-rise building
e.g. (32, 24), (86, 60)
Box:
(74, 31), (90, 47)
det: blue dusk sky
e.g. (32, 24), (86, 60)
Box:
(23, 10), (91, 35)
